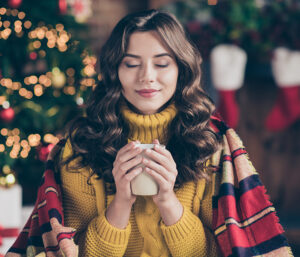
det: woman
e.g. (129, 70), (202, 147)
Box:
(6, 9), (292, 257)
(61, 8), (220, 256)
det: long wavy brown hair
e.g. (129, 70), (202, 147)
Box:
(62, 9), (222, 194)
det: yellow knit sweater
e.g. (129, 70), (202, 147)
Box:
(60, 103), (219, 257)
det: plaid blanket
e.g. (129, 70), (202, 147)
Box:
(211, 118), (293, 256)
(5, 119), (293, 257)
(5, 139), (77, 257)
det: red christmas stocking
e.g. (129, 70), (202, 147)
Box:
(265, 48), (300, 131)
(217, 90), (240, 128)
(210, 44), (247, 128)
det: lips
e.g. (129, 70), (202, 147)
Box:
(136, 89), (159, 98)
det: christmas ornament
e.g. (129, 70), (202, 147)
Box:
(210, 44), (247, 128)
(8, 0), (22, 8)
(0, 107), (15, 123)
(67, 0), (92, 23)
(29, 52), (38, 60)
(51, 67), (66, 88)
(37, 143), (54, 162)
(265, 47), (300, 131)
(59, 0), (68, 15)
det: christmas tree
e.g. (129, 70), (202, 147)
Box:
(0, 0), (97, 203)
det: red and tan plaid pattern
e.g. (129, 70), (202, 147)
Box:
(211, 117), (293, 256)
(5, 139), (78, 257)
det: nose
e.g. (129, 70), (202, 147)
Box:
(139, 63), (155, 83)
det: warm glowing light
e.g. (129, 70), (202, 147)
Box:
(34, 84), (43, 96)
(28, 75), (38, 84)
(1, 28), (12, 39)
(12, 82), (21, 90)
(20, 140), (29, 147)
(1, 128), (8, 136)
(3, 21), (11, 28)
(29, 30), (37, 38)
(39, 50), (46, 57)
(56, 24), (64, 31)
(25, 91), (33, 99)
(6, 136), (14, 147)
(24, 20), (32, 29)
(0, 8), (7, 15)
(20, 150), (29, 158)
(33, 40), (41, 49)
(19, 88), (27, 96)
(66, 68), (75, 76)
(11, 9), (18, 16)
(12, 129), (20, 135)
(0, 144), (5, 152)
(28, 134), (41, 146)
(36, 28), (45, 39)
(208, 0), (218, 5)
(3, 165), (10, 174)
(43, 76), (52, 87)
(44, 134), (59, 144)
(18, 12), (25, 19)
(24, 77), (30, 85)
(6, 174), (16, 185)
(1, 78), (13, 88)
(58, 45), (67, 52)
(83, 65), (96, 77)
(15, 26), (22, 33)
(0, 96), (6, 105)
(47, 41), (55, 48)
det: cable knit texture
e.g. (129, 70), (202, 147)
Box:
(60, 103), (219, 256)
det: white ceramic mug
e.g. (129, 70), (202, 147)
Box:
(130, 144), (161, 196)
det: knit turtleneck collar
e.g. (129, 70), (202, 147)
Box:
(121, 102), (177, 145)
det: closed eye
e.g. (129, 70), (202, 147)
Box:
(155, 64), (169, 68)
(125, 63), (140, 68)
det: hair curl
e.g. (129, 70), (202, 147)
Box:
(61, 9), (222, 194)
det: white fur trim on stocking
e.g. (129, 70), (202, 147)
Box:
(210, 44), (247, 91)
(272, 47), (300, 87)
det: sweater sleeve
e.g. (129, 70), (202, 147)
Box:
(60, 140), (131, 256)
(76, 210), (131, 257)
(160, 206), (216, 257)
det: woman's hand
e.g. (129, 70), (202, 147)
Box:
(142, 139), (183, 225)
(112, 141), (143, 205)
(106, 141), (143, 229)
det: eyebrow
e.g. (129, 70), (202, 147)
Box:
(124, 53), (173, 59)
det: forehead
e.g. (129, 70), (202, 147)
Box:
(126, 31), (172, 56)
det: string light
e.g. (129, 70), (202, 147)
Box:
(1, 128), (8, 136)
(43, 134), (59, 144)
(28, 134), (41, 147)
(18, 11), (25, 20)
(0, 144), (5, 152)
(208, 0), (218, 5)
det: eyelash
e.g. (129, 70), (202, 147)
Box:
(125, 63), (169, 68)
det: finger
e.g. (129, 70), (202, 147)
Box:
(117, 145), (142, 165)
(121, 155), (143, 175)
(144, 148), (176, 172)
(144, 167), (168, 187)
(124, 166), (143, 182)
(142, 158), (173, 182)
(115, 141), (140, 161)
(153, 139), (160, 145)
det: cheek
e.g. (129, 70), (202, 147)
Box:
(160, 68), (178, 88)
(118, 68), (137, 88)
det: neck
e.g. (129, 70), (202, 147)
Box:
(121, 102), (177, 145)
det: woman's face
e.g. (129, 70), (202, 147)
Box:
(118, 31), (179, 115)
